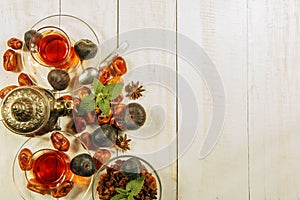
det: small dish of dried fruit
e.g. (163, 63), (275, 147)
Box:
(92, 155), (161, 200)
(12, 131), (95, 200)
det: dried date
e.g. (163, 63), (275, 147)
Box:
(0, 85), (18, 99)
(74, 117), (87, 133)
(50, 131), (70, 151)
(86, 112), (97, 124)
(97, 108), (113, 125)
(27, 179), (48, 195)
(93, 149), (111, 170)
(3, 49), (22, 72)
(110, 93), (124, 106)
(18, 148), (33, 171)
(18, 73), (35, 86)
(72, 97), (81, 114)
(80, 132), (95, 150)
(77, 86), (91, 100)
(98, 66), (112, 85)
(112, 104), (126, 119)
(51, 181), (74, 198)
(111, 56), (127, 76)
(7, 37), (23, 50)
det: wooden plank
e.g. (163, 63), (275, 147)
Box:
(0, 1), (59, 199)
(178, 0), (248, 199)
(61, 0), (117, 49)
(249, 1), (300, 199)
(119, 0), (177, 199)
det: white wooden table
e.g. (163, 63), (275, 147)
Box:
(0, 0), (299, 199)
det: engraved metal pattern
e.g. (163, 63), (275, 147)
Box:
(1, 87), (50, 135)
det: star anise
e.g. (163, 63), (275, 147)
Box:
(125, 81), (145, 100)
(114, 134), (131, 151)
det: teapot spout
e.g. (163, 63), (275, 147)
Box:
(54, 100), (73, 117)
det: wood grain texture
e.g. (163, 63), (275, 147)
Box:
(2, 0), (300, 199)
(249, 0), (300, 199)
(178, 0), (249, 199)
(119, 0), (177, 199)
(0, 1), (59, 199)
(61, 0), (117, 48)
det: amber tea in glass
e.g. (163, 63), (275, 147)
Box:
(38, 33), (69, 65)
(30, 26), (79, 69)
(27, 149), (72, 188)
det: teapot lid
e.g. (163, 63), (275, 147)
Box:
(1, 86), (52, 136)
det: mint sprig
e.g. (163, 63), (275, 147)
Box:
(78, 78), (124, 116)
(111, 177), (145, 200)
(77, 93), (95, 115)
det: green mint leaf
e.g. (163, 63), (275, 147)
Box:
(126, 176), (145, 196)
(98, 98), (111, 116)
(95, 94), (104, 107)
(104, 82), (124, 100)
(93, 78), (104, 95)
(116, 188), (128, 194)
(111, 193), (128, 200)
(77, 94), (95, 115)
(127, 195), (135, 200)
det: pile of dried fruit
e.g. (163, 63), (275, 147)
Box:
(72, 55), (147, 155)
(96, 158), (158, 200)
(0, 36), (36, 99)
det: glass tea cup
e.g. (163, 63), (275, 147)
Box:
(24, 149), (73, 189)
(13, 131), (93, 199)
(29, 26), (80, 70)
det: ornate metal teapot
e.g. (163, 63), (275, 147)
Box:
(1, 86), (73, 137)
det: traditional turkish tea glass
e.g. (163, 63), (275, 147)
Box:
(29, 26), (79, 70)
(22, 14), (101, 91)
(25, 149), (73, 189)
(13, 131), (93, 200)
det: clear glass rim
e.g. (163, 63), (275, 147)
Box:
(31, 14), (100, 45)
